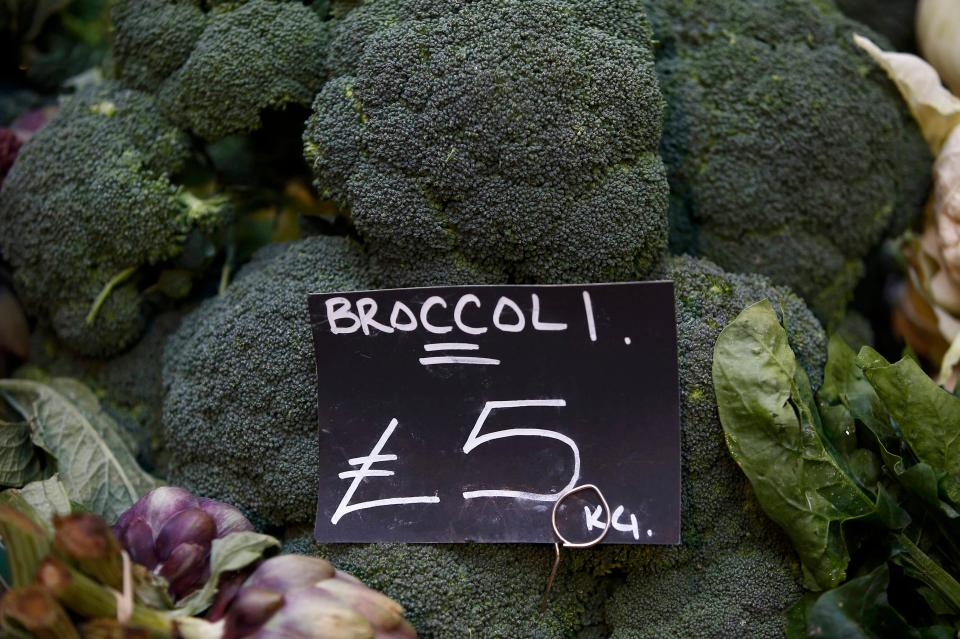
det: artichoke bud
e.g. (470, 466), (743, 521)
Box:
(255, 588), (372, 639)
(119, 517), (159, 570)
(224, 556), (417, 639)
(159, 542), (209, 600)
(315, 576), (406, 633)
(222, 587), (285, 639)
(114, 487), (254, 602)
(156, 509), (216, 561)
(242, 555), (336, 592)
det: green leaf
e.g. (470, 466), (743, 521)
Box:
(820, 336), (897, 444)
(0, 420), (43, 488)
(785, 593), (818, 639)
(15, 475), (71, 524)
(860, 350), (960, 484)
(0, 378), (156, 522)
(803, 564), (920, 639)
(713, 300), (876, 590)
(173, 531), (280, 616)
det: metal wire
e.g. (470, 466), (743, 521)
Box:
(539, 484), (611, 613)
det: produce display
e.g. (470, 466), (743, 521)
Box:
(0, 0), (957, 638)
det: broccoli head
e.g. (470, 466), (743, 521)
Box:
(111, 0), (329, 140)
(162, 239), (824, 635)
(0, 83), (228, 357)
(304, 0), (669, 286)
(646, 0), (931, 323)
(597, 255), (823, 638)
(162, 235), (378, 524)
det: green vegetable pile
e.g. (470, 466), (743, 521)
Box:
(0, 0), (941, 636)
(715, 303), (960, 637)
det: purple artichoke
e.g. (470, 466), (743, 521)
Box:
(221, 555), (417, 639)
(114, 487), (253, 600)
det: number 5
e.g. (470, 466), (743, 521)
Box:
(462, 400), (580, 502)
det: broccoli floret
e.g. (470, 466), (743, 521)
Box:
(0, 83), (228, 357)
(162, 235), (378, 524)
(304, 0), (669, 286)
(112, 0), (329, 140)
(162, 243), (824, 636)
(646, 0), (931, 324)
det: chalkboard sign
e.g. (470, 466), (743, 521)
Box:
(308, 282), (681, 544)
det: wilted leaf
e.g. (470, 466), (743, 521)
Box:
(854, 34), (960, 153)
(713, 301), (877, 590)
(174, 531), (280, 616)
(0, 378), (155, 522)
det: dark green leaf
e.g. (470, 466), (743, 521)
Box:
(0, 420), (43, 488)
(860, 350), (960, 484)
(820, 337), (896, 443)
(918, 626), (956, 639)
(804, 564), (920, 639)
(785, 593), (818, 639)
(713, 301), (876, 590)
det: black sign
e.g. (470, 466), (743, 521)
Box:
(308, 283), (681, 544)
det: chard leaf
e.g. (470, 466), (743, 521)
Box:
(0, 378), (155, 522)
(859, 350), (960, 485)
(713, 301), (876, 590)
(174, 531), (280, 616)
(802, 564), (920, 639)
(0, 420), (43, 488)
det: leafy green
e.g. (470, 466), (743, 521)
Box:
(0, 378), (155, 522)
(819, 336), (896, 444)
(13, 475), (72, 525)
(714, 300), (960, 636)
(0, 420), (44, 487)
(787, 565), (919, 639)
(713, 300), (876, 590)
(860, 350), (960, 485)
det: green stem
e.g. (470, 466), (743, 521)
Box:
(85, 267), (137, 326)
(896, 533), (960, 613)
(0, 503), (51, 588)
(36, 558), (174, 637)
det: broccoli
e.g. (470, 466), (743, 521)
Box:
(111, 0), (329, 141)
(161, 239), (825, 636)
(645, 0), (931, 323)
(596, 255), (823, 638)
(162, 235), (378, 525)
(304, 0), (669, 286)
(0, 83), (228, 357)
